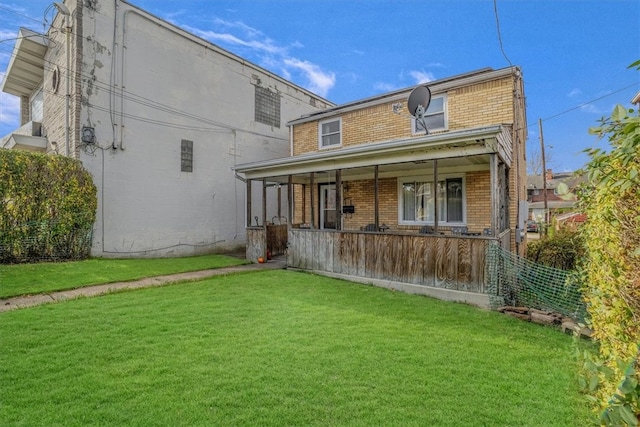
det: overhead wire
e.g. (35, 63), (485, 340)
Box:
(1, 4), (637, 139)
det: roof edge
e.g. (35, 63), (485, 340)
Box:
(287, 66), (521, 126)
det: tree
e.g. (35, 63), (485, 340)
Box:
(526, 145), (555, 176)
(579, 60), (640, 424)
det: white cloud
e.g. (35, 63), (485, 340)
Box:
(0, 29), (18, 40)
(409, 70), (435, 84)
(0, 89), (20, 129)
(374, 82), (400, 92)
(579, 103), (606, 114)
(180, 18), (336, 98)
(567, 88), (582, 98)
(283, 58), (335, 98)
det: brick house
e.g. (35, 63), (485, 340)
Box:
(234, 66), (527, 307)
(527, 169), (585, 222)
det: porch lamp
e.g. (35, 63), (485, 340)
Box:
(53, 2), (70, 157)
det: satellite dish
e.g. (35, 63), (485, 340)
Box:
(407, 85), (432, 134)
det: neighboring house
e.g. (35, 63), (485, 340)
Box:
(632, 90), (640, 107)
(1, 0), (332, 257)
(235, 66), (528, 307)
(526, 169), (585, 222)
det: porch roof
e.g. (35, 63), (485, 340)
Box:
(234, 124), (512, 181)
(0, 28), (48, 97)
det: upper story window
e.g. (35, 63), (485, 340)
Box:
(412, 94), (447, 134)
(398, 175), (465, 225)
(319, 117), (342, 149)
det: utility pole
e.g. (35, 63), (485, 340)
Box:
(538, 118), (548, 236)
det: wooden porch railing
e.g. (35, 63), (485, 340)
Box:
(287, 229), (506, 294)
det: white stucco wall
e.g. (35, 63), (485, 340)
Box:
(74, 0), (331, 257)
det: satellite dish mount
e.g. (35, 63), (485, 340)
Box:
(407, 85), (432, 135)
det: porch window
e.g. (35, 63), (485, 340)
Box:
(399, 176), (464, 224)
(319, 118), (342, 148)
(412, 95), (447, 133)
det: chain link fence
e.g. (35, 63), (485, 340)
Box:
(0, 219), (93, 264)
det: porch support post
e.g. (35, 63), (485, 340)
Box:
(262, 178), (267, 230)
(310, 172), (315, 229)
(246, 179), (252, 227)
(336, 169), (342, 230)
(490, 154), (498, 235)
(374, 165), (379, 229)
(287, 175), (293, 227)
(302, 184), (306, 224)
(277, 183), (282, 220)
(433, 160), (438, 230)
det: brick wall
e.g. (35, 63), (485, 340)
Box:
(293, 75), (517, 156)
(291, 170), (493, 233)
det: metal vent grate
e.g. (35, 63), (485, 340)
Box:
(255, 86), (281, 128)
(181, 139), (193, 172)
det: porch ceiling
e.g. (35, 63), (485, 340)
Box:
(235, 125), (511, 181)
(0, 28), (48, 97)
(1, 134), (48, 152)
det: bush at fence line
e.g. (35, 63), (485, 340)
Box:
(0, 150), (97, 263)
(525, 229), (585, 270)
(579, 77), (640, 423)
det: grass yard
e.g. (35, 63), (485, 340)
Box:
(0, 270), (591, 426)
(0, 254), (248, 299)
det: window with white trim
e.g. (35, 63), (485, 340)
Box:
(319, 118), (342, 148)
(412, 94), (447, 134)
(399, 175), (465, 224)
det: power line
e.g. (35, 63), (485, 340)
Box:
(0, 4), (43, 25)
(523, 81), (640, 130)
(493, 0), (513, 68)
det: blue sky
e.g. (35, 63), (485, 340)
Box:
(1, 0), (638, 172)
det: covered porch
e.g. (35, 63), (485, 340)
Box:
(235, 125), (514, 306)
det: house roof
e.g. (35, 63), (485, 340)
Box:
(287, 66), (521, 126)
(528, 200), (577, 210)
(527, 171), (586, 190)
(0, 28), (48, 97)
(234, 124), (512, 181)
(632, 90), (640, 105)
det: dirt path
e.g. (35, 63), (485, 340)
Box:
(1, 259), (286, 312)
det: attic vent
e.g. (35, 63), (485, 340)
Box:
(255, 86), (281, 128)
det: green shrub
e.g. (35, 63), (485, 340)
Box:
(526, 229), (585, 270)
(578, 75), (640, 423)
(0, 150), (97, 263)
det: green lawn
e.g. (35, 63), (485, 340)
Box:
(0, 254), (248, 298)
(0, 270), (591, 426)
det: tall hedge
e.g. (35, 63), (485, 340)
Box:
(579, 98), (640, 423)
(0, 150), (97, 263)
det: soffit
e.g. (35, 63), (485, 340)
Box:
(0, 28), (48, 97)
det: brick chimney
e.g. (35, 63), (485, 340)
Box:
(545, 169), (553, 182)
